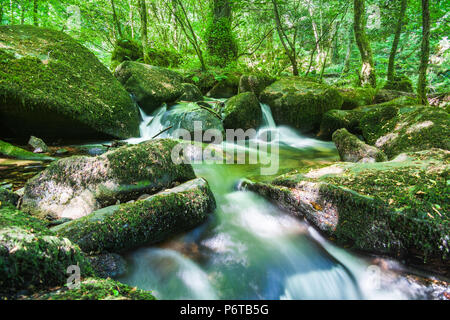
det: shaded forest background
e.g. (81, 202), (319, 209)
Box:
(0, 0), (448, 93)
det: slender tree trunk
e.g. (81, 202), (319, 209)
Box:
(387, 0), (407, 82)
(129, 0), (135, 38)
(0, 3), (3, 25)
(272, 0), (298, 76)
(354, 0), (376, 87)
(343, 22), (353, 74)
(417, 0), (430, 105)
(33, 0), (38, 26)
(20, 3), (24, 25)
(138, 0), (148, 61)
(110, 0), (122, 39)
(9, 0), (14, 25)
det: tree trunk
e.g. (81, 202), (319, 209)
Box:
(272, 0), (298, 76)
(33, 0), (38, 26)
(417, 0), (430, 105)
(110, 0), (123, 39)
(129, 0), (135, 38)
(138, 0), (148, 60)
(0, 3), (3, 25)
(9, 0), (13, 25)
(20, 2), (24, 25)
(205, 0), (237, 67)
(387, 0), (407, 82)
(354, 0), (376, 87)
(342, 22), (353, 74)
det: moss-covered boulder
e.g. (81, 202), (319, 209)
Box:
(179, 83), (203, 102)
(338, 87), (376, 110)
(0, 25), (140, 140)
(110, 38), (144, 70)
(259, 77), (343, 133)
(145, 47), (182, 68)
(222, 92), (262, 132)
(241, 149), (449, 270)
(22, 139), (196, 220)
(114, 61), (184, 113)
(182, 70), (218, 95)
(206, 74), (240, 99)
(0, 226), (93, 297)
(88, 253), (127, 279)
(0, 139), (55, 161)
(383, 75), (414, 93)
(239, 74), (276, 96)
(160, 102), (224, 139)
(28, 136), (49, 154)
(33, 277), (156, 300)
(318, 109), (363, 140)
(360, 105), (450, 159)
(332, 128), (387, 163)
(52, 178), (216, 254)
(374, 89), (416, 104)
(0, 188), (19, 207)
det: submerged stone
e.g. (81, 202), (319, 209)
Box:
(259, 77), (343, 133)
(21, 139), (196, 220)
(52, 178), (216, 254)
(28, 136), (49, 153)
(0, 25), (140, 139)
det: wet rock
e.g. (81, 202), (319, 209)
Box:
(179, 83), (203, 102)
(222, 92), (262, 132)
(206, 75), (240, 99)
(260, 77), (343, 133)
(54, 148), (68, 155)
(240, 149), (449, 270)
(114, 61), (184, 113)
(318, 109), (362, 140)
(52, 178), (216, 254)
(0, 227), (92, 297)
(0, 139), (55, 161)
(28, 136), (49, 153)
(239, 74), (275, 96)
(160, 102), (224, 139)
(89, 253), (127, 278)
(0, 187), (20, 206)
(332, 128), (387, 163)
(0, 25), (140, 140)
(21, 139), (196, 220)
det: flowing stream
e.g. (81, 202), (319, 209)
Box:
(117, 102), (442, 300)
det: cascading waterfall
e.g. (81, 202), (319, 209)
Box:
(118, 100), (430, 300)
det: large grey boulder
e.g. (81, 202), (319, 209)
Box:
(21, 139), (196, 220)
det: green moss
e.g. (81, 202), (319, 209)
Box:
(318, 109), (363, 140)
(110, 38), (143, 70)
(145, 47), (182, 68)
(0, 204), (50, 234)
(0, 139), (55, 161)
(384, 75), (414, 93)
(0, 187), (19, 207)
(34, 277), (156, 300)
(0, 25), (140, 139)
(0, 227), (94, 297)
(339, 87), (376, 110)
(53, 178), (216, 254)
(360, 105), (450, 159)
(260, 77), (344, 133)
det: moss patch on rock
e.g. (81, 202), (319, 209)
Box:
(0, 226), (93, 297)
(52, 178), (216, 254)
(259, 77), (344, 133)
(33, 277), (156, 300)
(360, 105), (450, 159)
(0, 25), (140, 139)
(338, 87), (376, 110)
(239, 74), (276, 96)
(318, 109), (363, 140)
